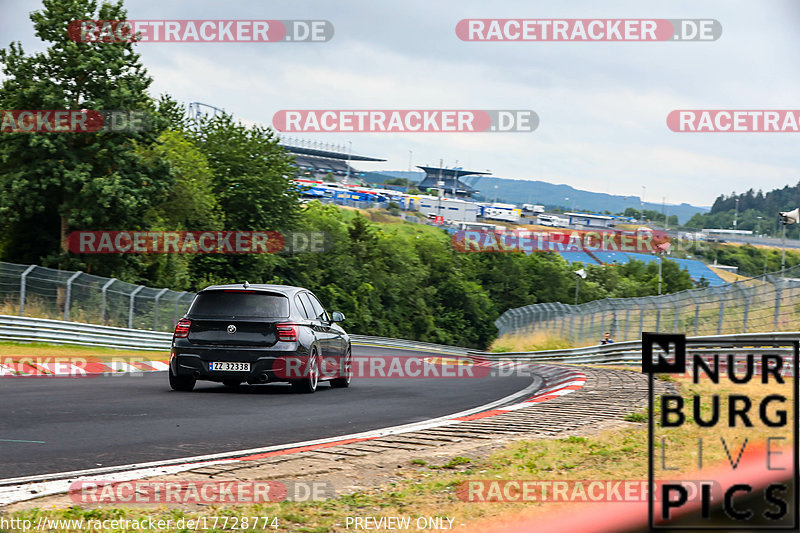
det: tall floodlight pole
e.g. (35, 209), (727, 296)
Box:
(759, 214), (767, 273)
(778, 208), (799, 271)
(781, 222), (787, 271)
(574, 268), (586, 305)
(733, 198), (739, 230)
(345, 141), (352, 184)
(641, 186), (646, 219)
(437, 159), (444, 218)
(452, 160), (458, 198)
(658, 253), (663, 295)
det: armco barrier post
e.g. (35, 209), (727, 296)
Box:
(636, 301), (644, 337)
(173, 292), (181, 326)
(771, 277), (782, 330)
(153, 288), (169, 331)
(585, 308), (593, 343)
(63, 271), (82, 321)
(569, 311), (576, 344)
(129, 285), (144, 329)
(19, 264), (36, 316)
(100, 278), (116, 324)
(622, 306), (630, 341)
(655, 299), (662, 332)
(688, 290), (700, 336)
(737, 284), (750, 333)
(174, 292), (191, 327)
(673, 295), (681, 332)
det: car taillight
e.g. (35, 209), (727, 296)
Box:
(277, 324), (298, 342)
(174, 318), (191, 338)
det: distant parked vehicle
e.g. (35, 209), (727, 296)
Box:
(481, 203), (522, 223)
(522, 204), (545, 214)
(169, 283), (351, 393)
(537, 214), (569, 227)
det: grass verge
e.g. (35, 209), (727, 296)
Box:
(0, 341), (168, 361)
(488, 331), (573, 353)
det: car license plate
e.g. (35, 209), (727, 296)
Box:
(209, 362), (250, 372)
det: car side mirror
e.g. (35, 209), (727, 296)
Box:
(331, 311), (345, 323)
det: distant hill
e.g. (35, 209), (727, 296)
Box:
(376, 171), (708, 223)
(684, 181), (800, 237)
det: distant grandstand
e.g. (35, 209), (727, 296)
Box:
(416, 166), (489, 198)
(280, 140), (386, 182)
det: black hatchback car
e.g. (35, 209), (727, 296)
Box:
(169, 283), (351, 393)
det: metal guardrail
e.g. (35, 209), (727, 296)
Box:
(0, 315), (796, 366)
(0, 315), (471, 354)
(479, 331), (800, 366)
(0, 315), (173, 351)
(350, 335), (470, 355)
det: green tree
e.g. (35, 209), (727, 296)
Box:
(142, 130), (221, 231)
(0, 0), (171, 268)
(179, 113), (301, 289)
(187, 113), (298, 230)
(155, 94), (190, 132)
(126, 129), (223, 289)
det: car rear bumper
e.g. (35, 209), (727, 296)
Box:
(170, 343), (311, 383)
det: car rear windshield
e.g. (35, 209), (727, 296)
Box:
(188, 291), (290, 318)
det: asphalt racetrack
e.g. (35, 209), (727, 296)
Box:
(0, 345), (538, 480)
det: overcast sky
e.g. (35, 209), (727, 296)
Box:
(2, 0), (799, 207)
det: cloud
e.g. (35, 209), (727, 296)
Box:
(3, 0), (799, 205)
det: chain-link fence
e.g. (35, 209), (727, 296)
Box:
(0, 262), (194, 332)
(495, 264), (800, 346)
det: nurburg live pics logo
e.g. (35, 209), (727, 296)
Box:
(643, 332), (799, 530)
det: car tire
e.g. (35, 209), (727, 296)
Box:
(169, 368), (196, 392)
(292, 351), (319, 394)
(330, 348), (351, 389)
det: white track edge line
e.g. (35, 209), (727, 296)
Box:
(0, 373), (550, 506)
